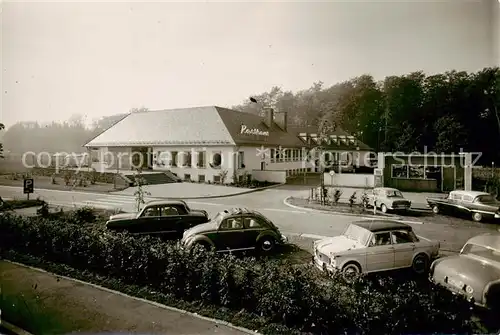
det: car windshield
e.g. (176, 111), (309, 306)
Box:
(386, 190), (403, 197)
(461, 243), (500, 263)
(343, 224), (371, 245)
(476, 195), (497, 204)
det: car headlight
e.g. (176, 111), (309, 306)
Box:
(465, 285), (474, 294)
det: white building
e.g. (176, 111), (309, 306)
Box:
(84, 106), (372, 184)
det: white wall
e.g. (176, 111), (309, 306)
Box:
(252, 170), (286, 183)
(323, 173), (374, 188)
(152, 145), (237, 183)
(237, 146), (315, 177)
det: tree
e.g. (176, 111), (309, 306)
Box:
(0, 123), (4, 158)
(133, 169), (151, 212)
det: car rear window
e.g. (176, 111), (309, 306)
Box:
(476, 195), (497, 204)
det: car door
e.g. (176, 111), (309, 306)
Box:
(171, 204), (193, 233)
(241, 215), (265, 249)
(153, 205), (181, 238)
(365, 231), (395, 272)
(134, 205), (162, 235)
(214, 215), (246, 251)
(391, 230), (417, 268)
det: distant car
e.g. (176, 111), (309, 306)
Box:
(429, 233), (500, 310)
(106, 199), (209, 239)
(426, 190), (500, 222)
(313, 220), (440, 276)
(369, 187), (412, 213)
(181, 207), (287, 253)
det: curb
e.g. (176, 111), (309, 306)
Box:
(0, 183), (283, 201)
(121, 182), (285, 200)
(0, 320), (33, 335)
(3, 260), (260, 335)
(283, 196), (424, 224)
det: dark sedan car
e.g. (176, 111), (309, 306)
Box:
(181, 207), (287, 253)
(106, 199), (209, 239)
(427, 190), (500, 222)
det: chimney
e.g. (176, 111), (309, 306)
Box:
(265, 108), (274, 128)
(274, 110), (288, 131)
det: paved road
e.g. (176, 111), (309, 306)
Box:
(1, 185), (498, 251)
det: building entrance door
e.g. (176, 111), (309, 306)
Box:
(260, 161), (265, 170)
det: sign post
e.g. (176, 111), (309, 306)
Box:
(23, 178), (34, 200)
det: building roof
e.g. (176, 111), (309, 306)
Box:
(353, 220), (411, 232)
(288, 126), (373, 151)
(84, 106), (306, 148)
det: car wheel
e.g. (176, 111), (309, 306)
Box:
(380, 204), (388, 213)
(342, 262), (361, 281)
(258, 236), (276, 253)
(412, 253), (429, 275)
(194, 241), (212, 251)
(432, 205), (439, 214)
(472, 212), (483, 222)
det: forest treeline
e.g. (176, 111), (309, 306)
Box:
(1, 67), (499, 164)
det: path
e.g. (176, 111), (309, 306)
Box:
(0, 261), (255, 335)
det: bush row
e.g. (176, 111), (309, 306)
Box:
(0, 213), (477, 334)
(0, 198), (45, 211)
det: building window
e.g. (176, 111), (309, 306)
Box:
(182, 152), (192, 167)
(409, 165), (425, 179)
(425, 166), (441, 180)
(171, 151), (178, 167)
(391, 165), (408, 178)
(275, 149), (281, 162)
(184, 173), (191, 181)
(198, 174), (205, 182)
(213, 175), (221, 183)
(210, 152), (222, 169)
(237, 151), (245, 169)
(197, 151), (206, 168)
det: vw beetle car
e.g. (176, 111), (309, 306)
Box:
(369, 187), (412, 213)
(181, 207), (287, 253)
(427, 190), (500, 222)
(106, 199), (209, 239)
(313, 220), (440, 275)
(429, 233), (500, 310)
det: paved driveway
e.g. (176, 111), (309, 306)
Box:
(115, 183), (252, 198)
(1, 185), (499, 253)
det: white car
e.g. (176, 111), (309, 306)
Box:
(313, 220), (440, 276)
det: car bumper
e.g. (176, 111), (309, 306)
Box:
(429, 276), (485, 307)
(312, 255), (337, 273)
(495, 213), (500, 219)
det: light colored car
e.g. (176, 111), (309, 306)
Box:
(369, 187), (412, 213)
(313, 220), (440, 276)
(429, 233), (500, 310)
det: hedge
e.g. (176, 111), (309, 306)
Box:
(0, 199), (45, 211)
(0, 213), (480, 334)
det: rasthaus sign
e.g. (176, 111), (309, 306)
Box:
(240, 125), (269, 136)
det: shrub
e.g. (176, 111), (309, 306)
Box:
(333, 189), (342, 204)
(0, 213), (478, 334)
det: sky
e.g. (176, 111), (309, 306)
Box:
(1, 0), (498, 128)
